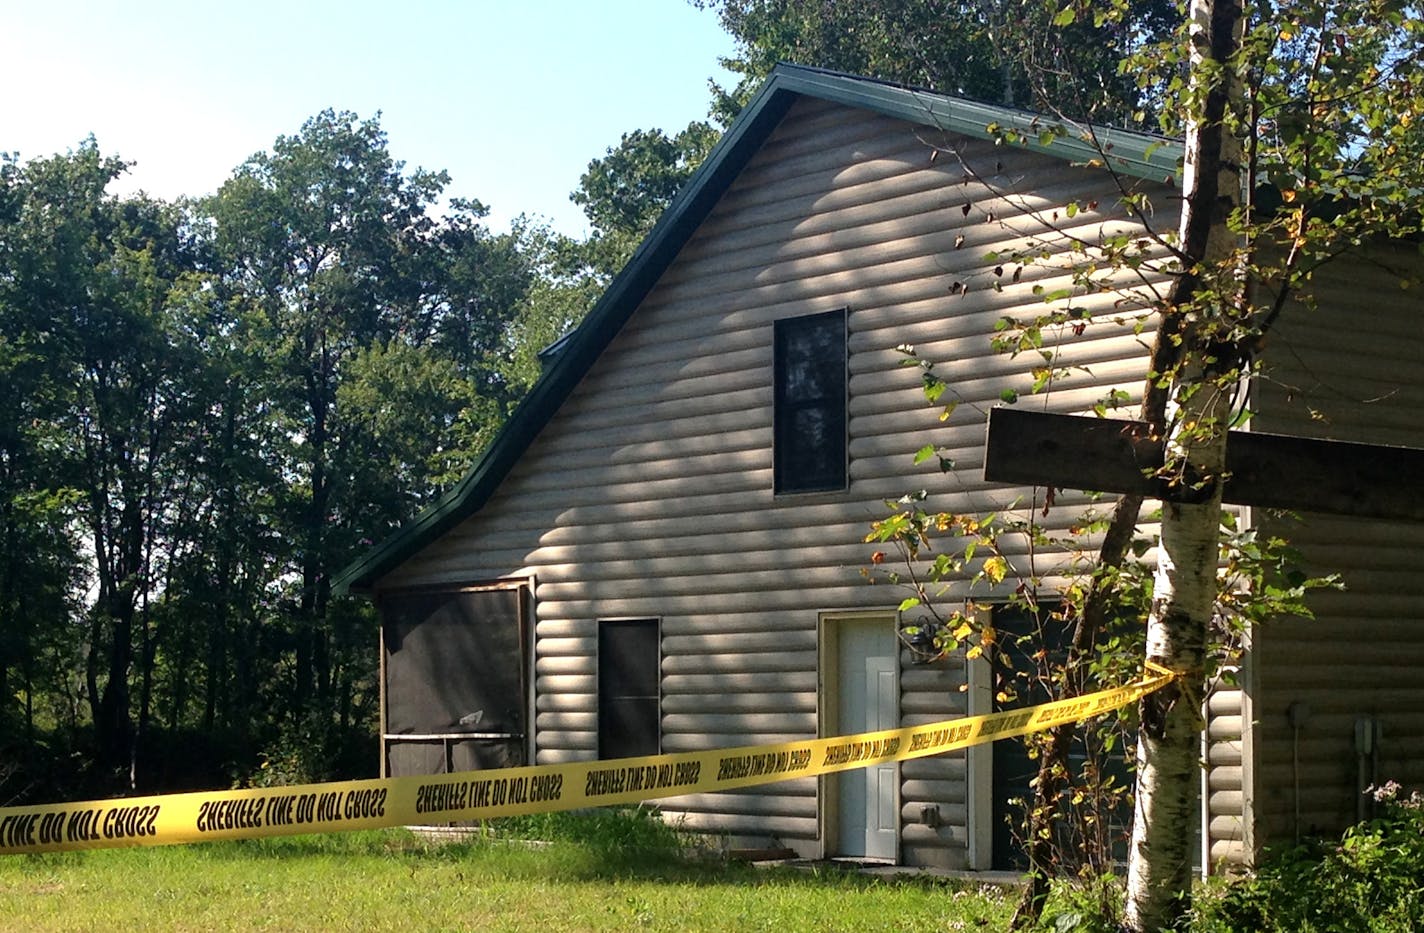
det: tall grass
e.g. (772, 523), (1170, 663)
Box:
(0, 812), (1013, 932)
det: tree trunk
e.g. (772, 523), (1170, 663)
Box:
(1124, 1), (1246, 928)
(134, 600), (155, 790)
(95, 597), (135, 779)
(1123, 443), (1223, 928)
(296, 350), (332, 724)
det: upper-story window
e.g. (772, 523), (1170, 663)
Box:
(773, 309), (848, 494)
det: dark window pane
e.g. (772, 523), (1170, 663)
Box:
(598, 620), (660, 759)
(781, 326), (841, 399)
(599, 698), (661, 761)
(774, 309), (847, 493)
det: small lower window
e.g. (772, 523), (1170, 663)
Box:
(598, 619), (660, 760)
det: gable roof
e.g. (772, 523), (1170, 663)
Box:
(334, 63), (1183, 595)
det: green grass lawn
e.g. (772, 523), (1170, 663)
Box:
(0, 829), (1014, 932)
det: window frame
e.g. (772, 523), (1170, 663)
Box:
(772, 307), (849, 495)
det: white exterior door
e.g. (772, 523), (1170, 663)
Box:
(833, 618), (899, 860)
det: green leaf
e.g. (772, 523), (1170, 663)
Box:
(913, 444), (936, 465)
(898, 597), (922, 612)
(1052, 6), (1076, 26)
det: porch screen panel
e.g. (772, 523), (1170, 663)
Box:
(381, 587), (525, 776)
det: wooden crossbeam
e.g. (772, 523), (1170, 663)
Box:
(982, 407), (1424, 522)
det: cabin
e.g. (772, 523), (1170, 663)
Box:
(335, 64), (1424, 871)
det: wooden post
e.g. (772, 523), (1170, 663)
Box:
(983, 407), (1424, 521)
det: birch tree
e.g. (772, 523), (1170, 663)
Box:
(1125, 1), (1246, 925)
(1113, 0), (1424, 926)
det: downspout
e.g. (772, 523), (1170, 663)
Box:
(1287, 701), (1310, 843)
(1200, 691), (1211, 877)
(1354, 716), (1381, 823)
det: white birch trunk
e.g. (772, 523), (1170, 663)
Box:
(1123, 384), (1229, 930)
(1124, 1), (1246, 929)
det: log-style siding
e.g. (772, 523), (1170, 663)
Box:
(379, 97), (1176, 868)
(1249, 244), (1424, 855)
(1205, 679), (1250, 867)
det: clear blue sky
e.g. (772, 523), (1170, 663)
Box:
(1, 1), (740, 237)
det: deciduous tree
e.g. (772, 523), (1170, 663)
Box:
(206, 110), (534, 764)
(699, 0), (1177, 126)
(572, 122), (720, 279)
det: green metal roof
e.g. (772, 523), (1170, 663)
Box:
(333, 64), (1183, 595)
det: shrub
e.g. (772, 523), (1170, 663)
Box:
(1192, 782), (1424, 932)
(1037, 872), (1126, 932)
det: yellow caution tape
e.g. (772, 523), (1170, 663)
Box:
(0, 665), (1173, 855)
